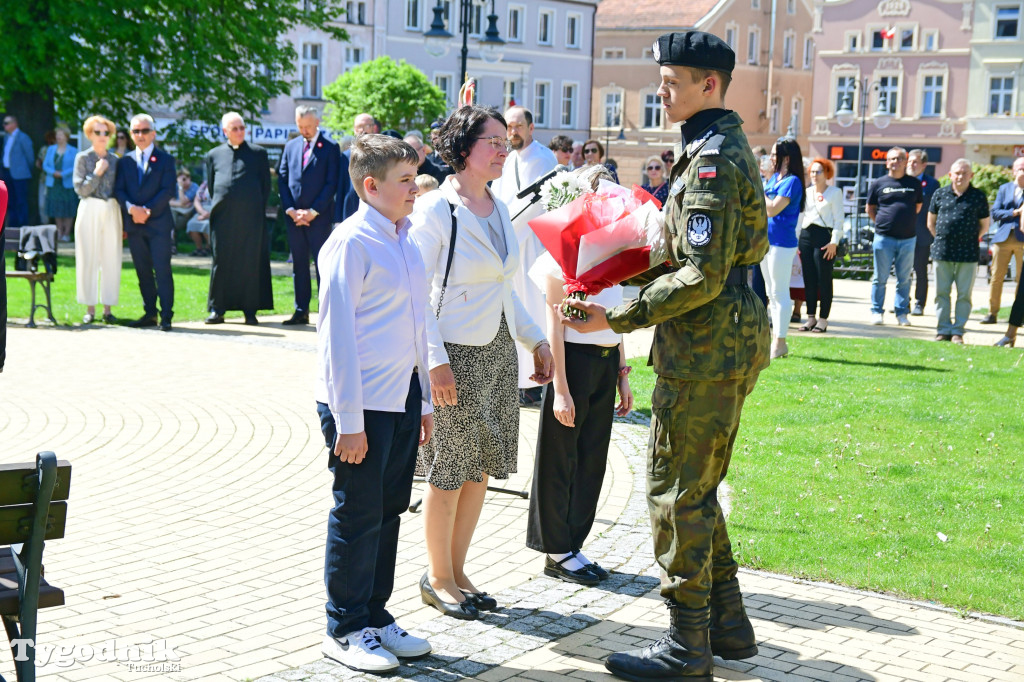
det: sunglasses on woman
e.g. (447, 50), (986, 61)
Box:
(93, 130), (110, 137)
(583, 147), (599, 154)
(646, 165), (662, 171)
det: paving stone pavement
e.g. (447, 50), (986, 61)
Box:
(1, 275), (1021, 682)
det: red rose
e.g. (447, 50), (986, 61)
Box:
(317, 141), (323, 148)
(150, 155), (157, 164)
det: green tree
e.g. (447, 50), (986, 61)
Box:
(0, 0), (348, 165)
(322, 57), (448, 138)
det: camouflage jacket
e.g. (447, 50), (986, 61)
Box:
(606, 111), (769, 381)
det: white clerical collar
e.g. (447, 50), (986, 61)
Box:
(229, 142), (241, 150)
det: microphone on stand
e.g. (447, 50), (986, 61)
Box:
(516, 165), (569, 200)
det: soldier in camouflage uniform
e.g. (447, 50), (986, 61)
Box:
(560, 31), (769, 681)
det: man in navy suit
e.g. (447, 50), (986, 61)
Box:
(1, 115), (35, 228)
(908, 149), (941, 316)
(333, 112), (378, 224)
(278, 105), (340, 325)
(114, 114), (177, 331)
(983, 156), (1024, 323)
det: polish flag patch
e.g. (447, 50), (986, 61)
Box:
(698, 166), (717, 179)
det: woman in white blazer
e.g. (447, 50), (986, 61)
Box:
(410, 106), (554, 620)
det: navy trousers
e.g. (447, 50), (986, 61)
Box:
(317, 373), (421, 637)
(1, 177), (29, 227)
(287, 218), (331, 312)
(127, 224), (174, 322)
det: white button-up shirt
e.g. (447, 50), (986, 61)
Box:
(315, 202), (433, 434)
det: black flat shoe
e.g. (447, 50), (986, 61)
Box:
(128, 315), (158, 328)
(461, 589), (498, 611)
(205, 312), (225, 325)
(282, 310), (310, 326)
(577, 556), (609, 581)
(419, 574), (480, 620)
(544, 555), (599, 586)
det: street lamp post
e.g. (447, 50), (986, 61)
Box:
(836, 79), (893, 246)
(424, 0), (505, 93)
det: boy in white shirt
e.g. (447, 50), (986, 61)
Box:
(315, 135), (435, 673)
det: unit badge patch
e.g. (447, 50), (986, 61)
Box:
(686, 213), (712, 247)
(697, 166), (717, 179)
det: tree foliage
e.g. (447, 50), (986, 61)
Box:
(322, 57), (448, 138)
(0, 0), (348, 163)
(937, 163), (1013, 203)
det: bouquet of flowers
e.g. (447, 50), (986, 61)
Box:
(528, 172), (668, 320)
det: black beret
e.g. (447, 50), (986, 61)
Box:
(653, 31), (735, 75)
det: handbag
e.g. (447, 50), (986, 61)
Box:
(435, 201), (458, 319)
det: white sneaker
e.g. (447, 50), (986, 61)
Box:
(376, 621), (432, 658)
(871, 313), (884, 325)
(896, 314), (911, 327)
(322, 628), (398, 672)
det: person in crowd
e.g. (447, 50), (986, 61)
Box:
(1, 114), (35, 228)
(866, 147), (922, 327)
(186, 181), (212, 256)
(994, 247), (1024, 347)
(414, 174), (438, 197)
(548, 135), (574, 167)
(426, 120), (452, 175)
(797, 158), (844, 333)
(908, 149), (940, 316)
(315, 134), (434, 674)
(168, 168), (198, 253)
(983, 157), (1024, 324)
(569, 142), (584, 169)
(278, 105), (340, 326)
(560, 31), (768, 681)
(114, 113), (177, 331)
(641, 155), (669, 205)
(203, 112), (273, 326)
(334, 112), (379, 224)
(660, 148), (675, 170)
(409, 106), (553, 620)
(927, 159), (990, 343)
(762, 137), (805, 359)
(403, 133), (448, 185)
(491, 105), (559, 406)
(526, 257), (632, 586)
(36, 130), (56, 223)
(43, 127), (79, 241)
(113, 129), (134, 157)
(73, 115), (123, 325)
(581, 139), (619, 183)
(1, 180), (8, 372)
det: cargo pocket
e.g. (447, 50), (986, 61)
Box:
(649, 381), (681, 479)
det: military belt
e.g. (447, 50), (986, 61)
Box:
(724, 266), (747, 286)
(565, 342), (619, 358)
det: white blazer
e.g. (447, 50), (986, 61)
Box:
(409, 179), (546, 370)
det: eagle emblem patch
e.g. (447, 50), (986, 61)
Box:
(687, 213), (712, 247)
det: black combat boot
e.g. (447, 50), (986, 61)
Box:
(709, 578), (758, 660)
(604, 603), (712, 681)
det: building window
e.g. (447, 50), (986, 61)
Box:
(846, 31), (861, 52)
(566, 13), (582, 48)
(995, 6), (1020, 38)
(346, 1), (367, 24)
(989, 75), (1015, 114)
(507, 5), (523, 42)
(769, 97), (781, 134)
(790, 98), (802, 136)
(468, 1), (485, 37)
(344, 46), (364, 72)
(535, 81), (551, 126)
(561, 83), (578, 128)
(787, 0), (796, 13)
(725, 26), (737, 51)
(922, 29), (938, 51)
(921, 74), (944, 117)
(752, 0), (759, 9)
(835, 74), (857, 114)
(898, 27), (915, 50)
(503, 79), (518, 109)
(878, 75), (900, 115)
(748, 28), (759, 65)
(643, 92), (662, 129)
(435, 73), (454, 106)
(871, 29), (887, 51)
(602, 48), (626, 59)
(803, 37), (814, 69)
(642, 47), (654, 59)
(782, 34), (795, 67)
(603, 90), (622, 128)
(538, 9), (554, 45)
(301, 43), (322, 98)
(405, 0), (420, 30)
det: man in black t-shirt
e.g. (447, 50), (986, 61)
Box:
(927, 159), (990, 343)
(866, 147), (923, 326)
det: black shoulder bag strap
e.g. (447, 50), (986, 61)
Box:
(435, 201), (458, 319)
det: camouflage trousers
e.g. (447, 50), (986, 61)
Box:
(646, 372), (760, 609)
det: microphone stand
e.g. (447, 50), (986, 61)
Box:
(511, 190), (543, 222)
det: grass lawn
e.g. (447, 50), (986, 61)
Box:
(628, 337), (1024, 619)
(4, 251), (316, 324)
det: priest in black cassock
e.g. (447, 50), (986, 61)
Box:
(204, 111), (273, 325)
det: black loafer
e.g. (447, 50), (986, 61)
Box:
(102, 313), (117, 325)
(205, 312), (225, 325)
(419, 574), (480, 620)
(980, 313), (997, 324)
(159, 321), (172, 332)
(461, 590), (498, 611)
(282, 310), (310, 326)
(128, 315), (158, 328)
(544, 555), (599, 586)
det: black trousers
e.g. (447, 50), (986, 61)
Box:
(287, 217), (331, 312)
(1009, 274), (1024, 328)
(798, 225), (835, 319)
(913, 230), (933, 308)
(526, 342), (618, 553)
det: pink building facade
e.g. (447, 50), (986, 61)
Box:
(808, 0), (970, 201)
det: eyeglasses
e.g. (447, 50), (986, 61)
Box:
(93, 130), (111, 137)
(131, 128), (153, 135)
(476, 136), (511, 152)
(808, 170), (823, 174)
(646, 165), (662, 171)
(583, 147), (599, 154)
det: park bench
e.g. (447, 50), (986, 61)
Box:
(0, 453), (71, 682)
(3, 225), (58, 328)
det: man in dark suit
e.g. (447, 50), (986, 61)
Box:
(983, 156), (1024, 323)
(333, 112), (378, 224)
(278, 105), (340, 325)
(114, 114), (177, 331)
(908, 149), (941, 316)
(1, 115), (35, 228)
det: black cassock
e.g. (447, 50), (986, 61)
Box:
(205, 141), (273, 313)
